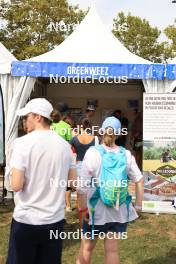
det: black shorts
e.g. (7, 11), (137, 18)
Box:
(82, 220), (128, 236)
(66, 187), (72, 191)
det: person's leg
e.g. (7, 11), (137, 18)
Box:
(76, 237), (97, 264)
(104, 233), (120, 264)
(36, 219), (64, 264)
(6, 219), (38, 264)
(65, 190), (72, 211)
(77, 192), (85, 228)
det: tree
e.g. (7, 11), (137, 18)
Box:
(0, 0), (85, 59)
(164, 20), (176, 60)
(112, 12), (170, 63)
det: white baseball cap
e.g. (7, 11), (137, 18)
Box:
(101, 116), (121, 133)
(16, 98), (53, 120)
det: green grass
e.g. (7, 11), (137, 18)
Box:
(0, 202), (176, 264)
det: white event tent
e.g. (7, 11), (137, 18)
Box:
(12, 6), (164, 82)
(0, 42), (17, 74)
(0, 43), (35, 191)
(148, 57), (176, 95)
(0, 43), (35, 144)
(1, 6), (170, 190)
(165, 57), (176, 92)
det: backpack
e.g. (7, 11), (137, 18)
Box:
(89, 145), (132, 239)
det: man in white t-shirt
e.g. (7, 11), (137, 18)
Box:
(6, 98), (76, 264)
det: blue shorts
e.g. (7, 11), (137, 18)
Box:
(82, 220), (128, 235)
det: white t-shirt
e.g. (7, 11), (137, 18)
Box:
(78, 145), (143, 225)
(10, 130), (74, 225)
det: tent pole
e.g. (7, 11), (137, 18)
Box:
(0, 85), (6, 204)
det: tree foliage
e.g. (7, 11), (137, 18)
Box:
(144, 143), (176, 160)
(0, 4), (175, 62)
(0, 0), (85, 59)
(112, 12), (171, 63)
(164, 20), (176, 60)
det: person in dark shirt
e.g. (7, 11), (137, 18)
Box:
(131, 109), (143, 169)
(112, 109), (129, 147)
(51, 103), (74, 212)
(69, 118), (98, 227)
(85, 105), (96, 119)
(78, 105), (96, 125)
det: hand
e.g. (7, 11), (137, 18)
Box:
(134, 204), (142, 213)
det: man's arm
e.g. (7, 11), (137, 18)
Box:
(11, 168), (25, 192)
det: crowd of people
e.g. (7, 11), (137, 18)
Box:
(7, 98), (144, 264)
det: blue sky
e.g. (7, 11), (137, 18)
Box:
(68, 0), (176, 31)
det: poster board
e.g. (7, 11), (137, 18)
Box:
(142, 201), (176, 214)
(143, 94), (176, 202)
(0, 86), (5, 166)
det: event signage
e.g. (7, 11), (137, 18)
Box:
(0, 86), (5, 166)
(11, 61), (165, 80)
(143, 93), (176, 202)
(142, 201), (176, 214)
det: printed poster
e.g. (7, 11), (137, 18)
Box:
(143, 94), (176, 202)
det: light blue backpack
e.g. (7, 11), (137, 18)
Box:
(89, 145), (132, 239)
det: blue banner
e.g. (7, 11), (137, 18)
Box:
(11, 61), (165, 80)
(166, 64), (176, 79)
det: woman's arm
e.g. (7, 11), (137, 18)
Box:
(127, 151), (144, 211)
(134, 177), (144, 211)
(77, 147), (99, 224)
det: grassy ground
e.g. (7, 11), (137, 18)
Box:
(0, 202), (176, 264)
(143, 160), (176, 171)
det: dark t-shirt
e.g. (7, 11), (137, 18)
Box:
(121, 117), (129, 128)
(69, 136), (95, 161)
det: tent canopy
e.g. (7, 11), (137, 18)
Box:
(12, 7), (164, 80)
(0, 43), (17, 74)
